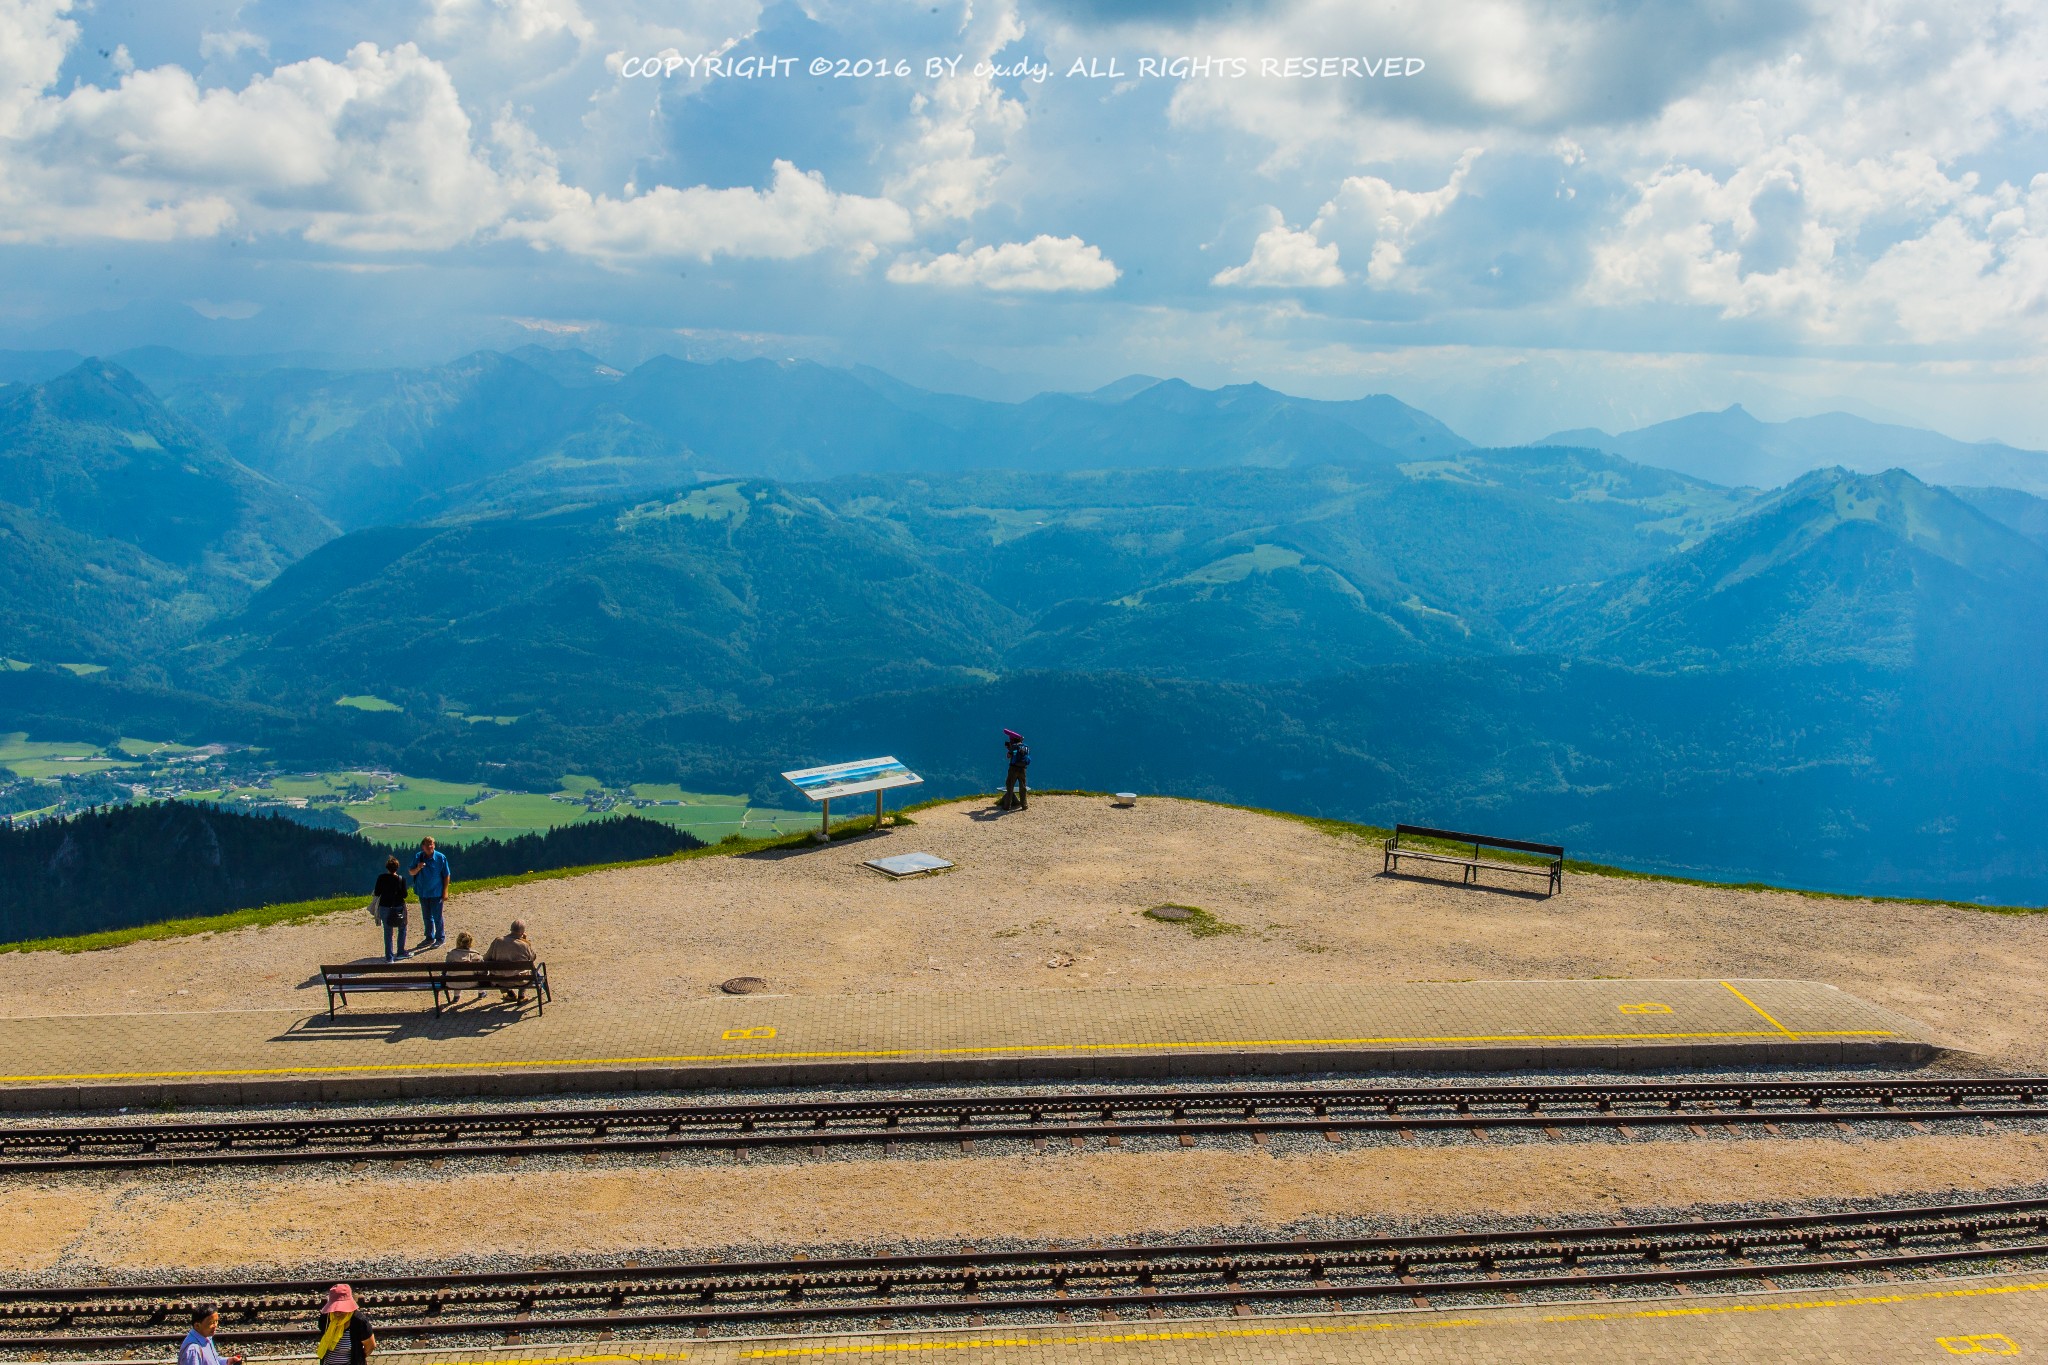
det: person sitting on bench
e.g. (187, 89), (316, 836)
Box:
(485, 921), (538, 1004)
(444, 931), (484, 1003)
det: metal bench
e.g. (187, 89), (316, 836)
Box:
(320, 960), (552, 1017)
(1382, 823), (1565, 895)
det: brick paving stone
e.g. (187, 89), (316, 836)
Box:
(379, 1271), (2048, 1365)
(0, 979), (1939, 1103)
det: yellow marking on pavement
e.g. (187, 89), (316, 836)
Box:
(735, 1317), (1482, 1356)
(412, 1356), (689, 1364)
(730, 1278), (2048, 1358)
(0, 1029), (1897, 1084)
(1617, 1003), (1672, 1014)
(1940, 1335), (2022, 1355)
(1721, 980), (1799, 1037)
(722, 1027), (778, 1040)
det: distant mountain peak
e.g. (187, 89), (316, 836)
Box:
(1080, 374), (1163, 403)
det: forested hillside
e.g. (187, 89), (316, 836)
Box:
(3, 348), (2047, 901)
(0, 805), (702, 942)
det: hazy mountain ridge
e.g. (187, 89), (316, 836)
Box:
(1545, 404), (2048, 494)
(0, 360), (336, 658)
(151, 351), (1475, 527)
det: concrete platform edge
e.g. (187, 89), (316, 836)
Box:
(0, 1040), (1944, 1112)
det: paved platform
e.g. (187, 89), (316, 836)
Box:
(0, 978), (1940, 1110)
(274, 1270), (2048, 1365)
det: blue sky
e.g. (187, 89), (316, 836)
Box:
(2, 0), (2046, 444)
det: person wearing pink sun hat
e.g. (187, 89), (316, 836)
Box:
(1000, 728), (1031, 811)
(314, 1284), (376, 1365)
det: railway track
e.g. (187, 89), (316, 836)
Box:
(8, 1198), (2048, 1349)
(4, 1076), (2043, 1172)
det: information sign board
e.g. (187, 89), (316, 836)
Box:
(780, 756), (923, 803)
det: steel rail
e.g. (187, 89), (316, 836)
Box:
(2, 1076), (2042, 1172)
(6, 1198), (2048, 1349)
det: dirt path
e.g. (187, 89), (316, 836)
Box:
(2, 795), (2040, 1064)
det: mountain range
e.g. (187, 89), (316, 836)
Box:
(1, 346), (2046, 901)
(1545, 404), (2048, 494)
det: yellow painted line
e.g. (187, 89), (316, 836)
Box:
(1540, 1275), (2048, 1324)
(408, 1356), (688, 1365)
(735, 1317), (1482, 1356)
(0, 1030), (1896, 1085)
(1720, 980), (1799, 1038)
(729, 1277), (2048, 1357)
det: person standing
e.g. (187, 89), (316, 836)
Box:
(1002, 728), (1030, 811)
(314, 1284), (375, 1365)
(408, 836), (452, 950)
(373, 856), (409, 963)
(180, 1306), (244, 1365)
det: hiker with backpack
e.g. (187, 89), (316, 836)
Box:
(1001, 728), (1030, 810)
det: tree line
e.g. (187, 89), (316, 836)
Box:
(0, 801), (703, 943)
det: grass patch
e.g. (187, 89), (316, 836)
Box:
(334, 694), (401, 712)
(1144, 903), (1243, 937)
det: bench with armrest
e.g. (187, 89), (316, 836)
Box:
(1382, 823), (1565, 895)
(319, 960), (552, 1017)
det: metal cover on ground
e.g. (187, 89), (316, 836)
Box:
(720, 976), (769, 995)
(866, 852), (955, 878)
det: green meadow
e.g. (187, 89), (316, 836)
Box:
(1, 732), (814, 844)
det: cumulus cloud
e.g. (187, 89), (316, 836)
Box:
(887, 235), (1121, 291)
(886, 0), (1030, 225)
(0, 5), (913, 266)
(1582, 0), (2048, 342)
(1212, 211), (1344, 288)
(1111, 0), (1805, 162)
(1313, 149), (1480, 285)
(511, 160), (915, 265)
(427, 0), (596, 46)
(198, 29), (268, 62)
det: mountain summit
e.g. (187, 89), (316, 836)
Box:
(1529, 466), (2048, 670)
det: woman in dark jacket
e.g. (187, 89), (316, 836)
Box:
(373, 857), (409, 962)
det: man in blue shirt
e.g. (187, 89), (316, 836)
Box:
(409, 836), (453, 950)
(180, 1306), (242, 1365)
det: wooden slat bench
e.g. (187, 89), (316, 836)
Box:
(320, 961), (552, 1017)
(1382, 823), (1565, 895)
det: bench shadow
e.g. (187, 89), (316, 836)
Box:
(1376, 868), (1556, 901)
(271, 1004), (531, 1045)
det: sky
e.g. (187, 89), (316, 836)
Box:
(1, 0), (2045, 445)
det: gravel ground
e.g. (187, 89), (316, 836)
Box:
(12, 1118), (2048, 1281)
(14, 1180), (2048, 1355)
(2, 796), (2041, 1067)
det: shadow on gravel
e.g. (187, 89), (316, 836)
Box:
(1375, 869), (1556, 900)
(270, 1005), (529, 1045)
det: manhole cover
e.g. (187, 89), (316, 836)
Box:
(1146, 905), (1193, 921)
(721, 976), (770, 995)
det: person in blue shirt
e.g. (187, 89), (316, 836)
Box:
(408, 836), (453, 950)
(180, 1305), (243, 1365)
